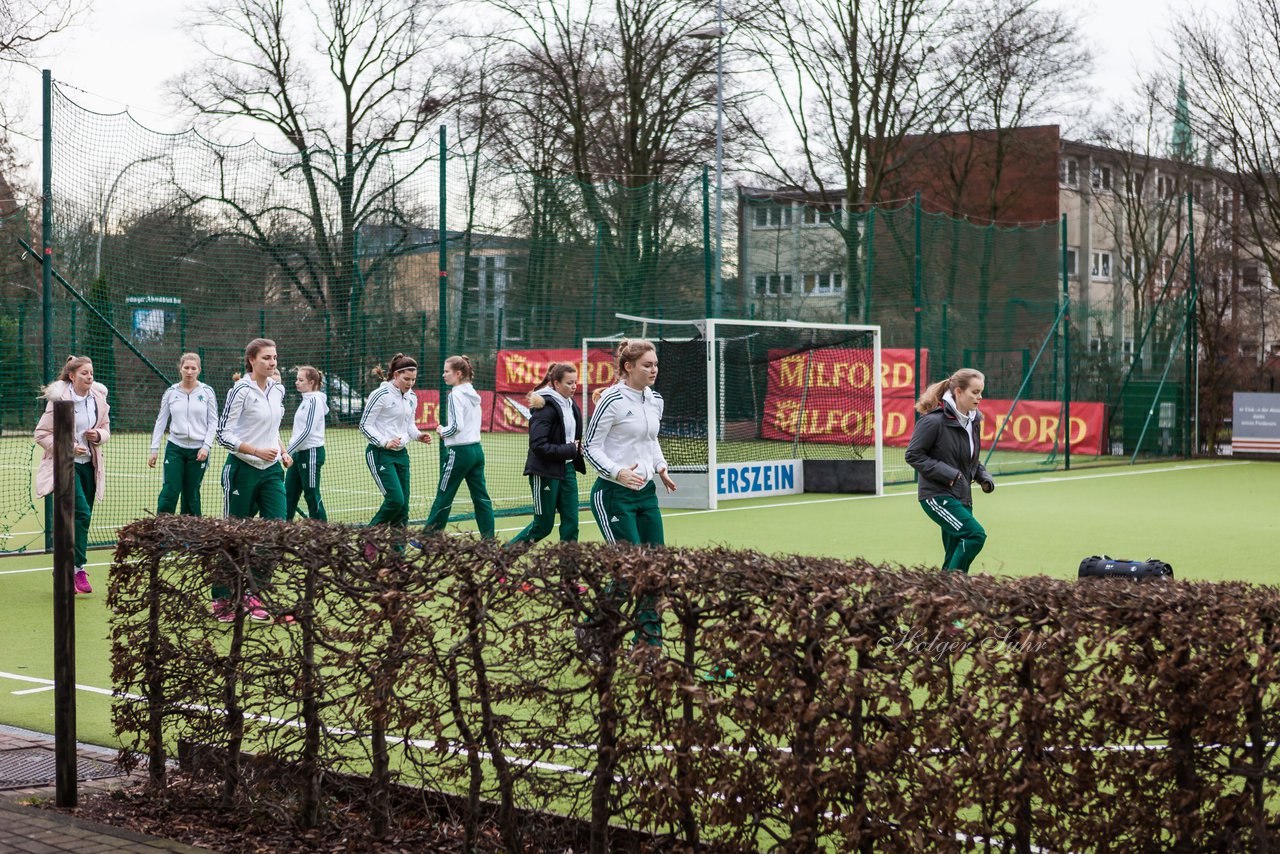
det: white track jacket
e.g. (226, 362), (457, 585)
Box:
(584, 384), (668, 486)
(216, 377), (286, 469)
(151, 383), (218, 451)
(359, 382), (423, 448)
(287, 391), (328, 454)
(439, 382), (482, 446)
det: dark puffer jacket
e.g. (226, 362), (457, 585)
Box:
(904, 402), (995, 505)
(522, 390), (586, 479)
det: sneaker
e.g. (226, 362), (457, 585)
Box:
(242, 595), (271, 622)
(210, 598), (236, 622)
(274, 612), (298, 626)
(362, 541), (377, 561)
(73, 569), (92, 595)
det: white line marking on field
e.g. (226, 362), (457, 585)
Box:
(660, 460), (1249, 520)
(12, 685), (56, 695)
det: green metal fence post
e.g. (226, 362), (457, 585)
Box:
(913, 191), (923, 410)
(42, 69), (54, 553)
(1185, 191), (1197, 456)
(863, 209), (874, 324)
(1062, 213), (1071, 470)
(438, 126), (449, 463)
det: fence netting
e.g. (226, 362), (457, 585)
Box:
(0, 82), (1193, 552)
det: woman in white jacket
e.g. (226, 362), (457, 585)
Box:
(424, 355), (495, 538)
(285, 366), (328, 521)
(33, 355), (110, 594)
(148, 352), (217, 516)
(360, 353), (431, 531)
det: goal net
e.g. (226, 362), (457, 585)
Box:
(584, 318), (882, 509)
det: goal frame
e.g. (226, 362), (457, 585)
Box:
(583, 317), (883, 511)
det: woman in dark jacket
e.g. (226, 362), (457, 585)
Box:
(509, 362), (586, 545)
(904, 368), (995, 573)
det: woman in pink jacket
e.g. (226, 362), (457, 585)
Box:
(34, 355), (110, 594)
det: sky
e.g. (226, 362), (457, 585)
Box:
(3, 0), (1222, 185)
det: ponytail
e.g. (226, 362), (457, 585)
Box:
(373, 353), (418, 381)
(445, 354), (474, 381)
(915, 368), (985, 414)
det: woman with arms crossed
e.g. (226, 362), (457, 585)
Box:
(508, 362), (585, 545)
(904, 368), (995, 574)
(34, 355), (110, 595)
(149, 352), (217, 516)
(213, 338), (291, 621)
(582, 339), (676, 647)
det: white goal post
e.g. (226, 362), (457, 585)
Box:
(583, 317), (883, 511)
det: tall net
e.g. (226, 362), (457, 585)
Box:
(713, 321), (880, 458)
(1, 80), (1197, 554)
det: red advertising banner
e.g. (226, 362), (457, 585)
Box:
(766, 347), (928, 399)
(762, 393), (1105, 455)
(495, 348), (617, 393)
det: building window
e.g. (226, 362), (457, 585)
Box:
(1125, 171), (1145, 196)
(752, 204), (793, 229)
(1064, 246), (1078, 277)
(1156, 172), (1178, 200)
(1091, 164), (1112, 192)
(1091, 251), (1113, 281)
(1123, 255), (1148, 283)
(801, 204), (844, 226)
(1059, 157), (1078, 187)
(1219, 185), (1235, 225)
(1191, 180), (1204, 204)
(754, 273), (793, 296)
(803, 272), (844, 294)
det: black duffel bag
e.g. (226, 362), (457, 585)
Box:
(1078, 555), (1174, 580)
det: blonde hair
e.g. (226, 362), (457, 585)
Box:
(590, 340), (656, 404)
(372, 353), (418, 381)
(57, 355), (93, 384)
(614, 338), (655, 374)
(42, 355), (93, 398)
(178, 352), (201, 370)
(295, 365), (323, 390)
(915, 368), (985, 414)
(445, 354), (474, 381)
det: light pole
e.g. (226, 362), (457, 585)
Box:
(687, 4), (725, 319)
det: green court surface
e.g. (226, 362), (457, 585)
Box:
(1, 426), (1114, 555)
(0, 457), (1273, 746)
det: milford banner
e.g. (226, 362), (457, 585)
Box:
(760, 348), (1104, 454)
(495, 348), (616, 393)
(766, 347), (927, 400)
(762, 394), (1105, 455)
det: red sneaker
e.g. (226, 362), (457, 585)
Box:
(209, 598), (236, 622)
(242, 595), (271, 622)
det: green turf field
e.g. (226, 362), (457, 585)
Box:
(0, 457), (1272, 746)
(0, 426), (1114, 554)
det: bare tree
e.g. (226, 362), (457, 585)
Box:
(737, 0), (971, 321)
(171, 0), (452, 355)
(0, 0), (83, 59)
(478, 0), (734, 321)
(1089, 84), (1190, 364)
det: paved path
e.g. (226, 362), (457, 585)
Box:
(0, 726), (210, 853)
